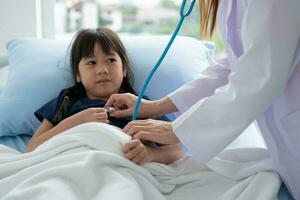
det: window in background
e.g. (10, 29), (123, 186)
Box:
(55, 0), (224, 54)
(54, 1), (264, 150)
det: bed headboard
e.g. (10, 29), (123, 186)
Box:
(0, 56), (8, 69)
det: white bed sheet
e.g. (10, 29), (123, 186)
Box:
(0, 122), (280, 200)
(0, 65), (8, 86)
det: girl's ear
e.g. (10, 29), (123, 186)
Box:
(123, 69), (127, 77)
(76, 75), (81, 82)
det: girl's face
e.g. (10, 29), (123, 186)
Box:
(77, 42), (126, 100)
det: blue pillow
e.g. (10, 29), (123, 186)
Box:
(0, 39), (73, 136)
(0, 36), (214, 136)
(121, 35), (214, 99)
(0, 85), (3, 95)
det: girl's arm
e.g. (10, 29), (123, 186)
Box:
(25, 114), (81, 153)
(25, 107), (108, 153)
(29, 119), (54, 142)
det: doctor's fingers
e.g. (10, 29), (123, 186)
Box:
(124, 125), (155, 138)
(110, 108), (133, 118)
(124, 120), (159, 142)
(105, 93), (137, 108)
(132, 131), (160, 143)
(105, 94), (122, 107)
(130, 122), (179, 145)
(123, 119), (153, 133)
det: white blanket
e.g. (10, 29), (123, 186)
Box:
(0, 122), (280, 200)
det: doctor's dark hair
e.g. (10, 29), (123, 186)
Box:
(198, 0), (219, 39)
(52, 27), (136, 125)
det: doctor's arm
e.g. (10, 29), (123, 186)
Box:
(106, 62), (230, 119)
(171, 0), (300, 162)
(167, 59), (230, 116)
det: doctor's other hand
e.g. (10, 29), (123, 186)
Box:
(122, 139), (154, 165)
(105, 93), (155, 118)
(124, 119), (180, 145)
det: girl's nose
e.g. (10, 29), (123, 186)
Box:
(97, 65), (109, 75)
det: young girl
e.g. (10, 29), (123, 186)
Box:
(25, 28), (183, 165)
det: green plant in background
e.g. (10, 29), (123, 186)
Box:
(154, 19), (178, 34)
(160, 0), (178, 9)
(211, 31), (225, 54)
(120, 5), (137, 16)
(72, 0), (224, 54)
(98, 6), (109, 27)
(156, 0), (225, 53)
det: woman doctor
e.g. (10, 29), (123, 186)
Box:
(106, 0), (300, 198)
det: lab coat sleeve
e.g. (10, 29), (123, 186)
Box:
(171, 0), (300, 163)
(168, 59), (230, 116)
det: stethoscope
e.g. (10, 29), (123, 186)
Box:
(131, 0), (197, 120)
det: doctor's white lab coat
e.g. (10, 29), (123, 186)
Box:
(168, 0), (300, 198)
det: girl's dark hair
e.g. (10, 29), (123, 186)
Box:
(53, 27), (136, 125)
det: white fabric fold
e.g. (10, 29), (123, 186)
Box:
(0, 123), (280, 200)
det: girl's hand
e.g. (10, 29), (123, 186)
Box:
(74, 107), (109, 124)
(105, 93), (155, 118)
(122, 139), (154, 165)
(124, 119), (180, 145)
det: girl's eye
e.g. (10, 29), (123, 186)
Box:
(107, 58), (116, 63)
(87, 60), (96, 65)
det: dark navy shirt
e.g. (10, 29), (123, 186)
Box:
(35, 89), (170, 129)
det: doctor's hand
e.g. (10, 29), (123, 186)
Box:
(123, 119), (180, 145)
(105, 93), (155, 118)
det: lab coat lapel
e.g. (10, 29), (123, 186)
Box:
(226, 0), (244, 58)
(218, 0), (240, 71)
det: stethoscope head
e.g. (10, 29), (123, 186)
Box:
(180, 0), (197, 17)
(104, 106), (115, 115)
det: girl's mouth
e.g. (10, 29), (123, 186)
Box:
(96, 79), (111, 84)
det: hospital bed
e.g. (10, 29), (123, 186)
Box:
(0, 36), (293, 199)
